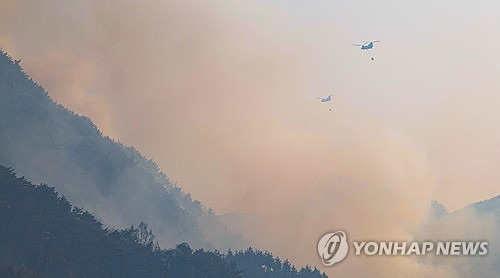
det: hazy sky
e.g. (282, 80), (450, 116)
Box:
(1, 0), (499, 275)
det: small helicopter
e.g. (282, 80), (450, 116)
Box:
(352, 41), (380, 60)
(316, 94), (333, 111)
(316, 94), (332, 103)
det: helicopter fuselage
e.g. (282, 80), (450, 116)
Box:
(361, 42), (374, 50)
(321, 95), (332, 102)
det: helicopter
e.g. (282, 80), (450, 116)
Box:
(316, 94), (333, 111)
(316, 94), (332, 103)
(352, 41), (380, 60)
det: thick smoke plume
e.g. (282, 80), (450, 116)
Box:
(1, 0), (499, 276)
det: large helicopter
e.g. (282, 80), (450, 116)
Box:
(352, 41), (380, 60)
(316, 94), (333, 111)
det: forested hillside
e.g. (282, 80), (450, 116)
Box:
(0, 50), (236, 250)
(0, 50), (327, 277)
(0, 166), (327, 277)
(0, 165), (240, 277)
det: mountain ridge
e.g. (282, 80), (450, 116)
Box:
(0, 165), (328, 277)
(0, 49), (238, 250)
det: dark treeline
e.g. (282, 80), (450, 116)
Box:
(0, 165), (239, 277)
(0, 264), (38, 278)
(227, 248), (327, 278)
(0, 165), (327, 277)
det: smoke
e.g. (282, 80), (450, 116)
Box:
(0, 0), (334, 213)
(221, 126), (442, 277)
(1, 0), (499, 276)
(415, 203), (500, 277)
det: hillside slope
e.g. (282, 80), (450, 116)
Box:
(417, 197), (499, 277)
(0, 50), (237, 250)
(462, 195), (500, 219)
(0, 165), (327, 277)
(0, 165), (240, 277)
